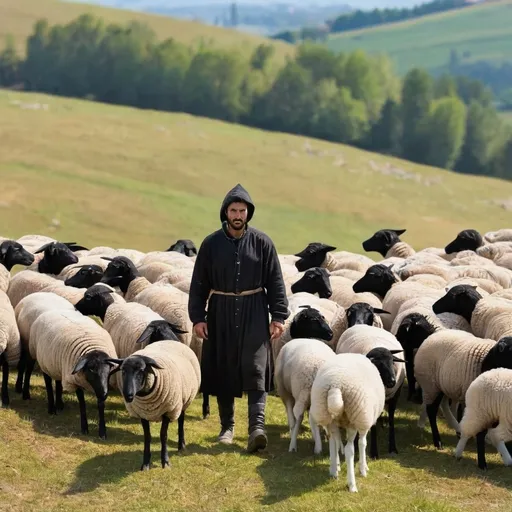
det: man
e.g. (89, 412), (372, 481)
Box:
(188, 183), (289, 453)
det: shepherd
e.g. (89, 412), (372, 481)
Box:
(188, 183), (289, 453)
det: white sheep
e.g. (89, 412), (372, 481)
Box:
(108, 340), (201, 471)
(310, 352), (386, 492)
(274, 337), (336, 454)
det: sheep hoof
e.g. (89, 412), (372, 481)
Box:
(56, 402), (64, 411)
(348, 485), (358, 493)
(140, 464), (151, 471)
(162, 461), (170, 469)
(22, 392), (31, 401)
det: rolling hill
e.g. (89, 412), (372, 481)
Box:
(2, 89), (512, 256)
(325, 0), (512, 75)
(2, 89), (512, 512)
(0, 0), (292, 60)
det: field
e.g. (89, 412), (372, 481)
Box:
(325, 0), (512, 74)
(2, 89), (512, 510)
(0, 0), (292, 61)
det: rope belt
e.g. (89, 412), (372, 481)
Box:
(208, 287), (263, 299)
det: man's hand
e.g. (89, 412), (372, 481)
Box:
(194, 322), (208, 340)
(269, 320), (284, 341)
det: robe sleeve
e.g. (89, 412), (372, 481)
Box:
(263, 237), (290, 324)
(188, 238), (211, 325)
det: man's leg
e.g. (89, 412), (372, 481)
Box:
(217, 394), (235, 444)
(247, 389), (267, 453)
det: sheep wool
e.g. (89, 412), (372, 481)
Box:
(137, 262), (175, 283)
(29, 309), (118, 393)
(329, 276), (383, 310)
(322, 252), (373, 273)
(0, 264), (9, 294)
(0, 290), (21, 366)
(385, 242), (415, 259)
(121, 341), (201, 422)
(470, 296), (512, 341)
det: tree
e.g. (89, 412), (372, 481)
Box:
(423, 96), (467, 169)
(434, 74), (457, 99)
(401, 68), (433, 162)
(368, 98), (402, 154)
(0, 36), (21, 87)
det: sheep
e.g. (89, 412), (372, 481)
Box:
(0, 290), (21, 406)
(294, 243), (374, 273)
(16, 234), (56, 254)
(454, 366), (512, 470)
(74, 284), (187, 358)
(274, 337), (336, 454)
(309, 352), (386, 492)
(353, 264), (442, 331)
(64, 264), (105, 289)
(483, 229), (512, 244)
(27, 308), (119, 438)
(56, 255), (110, 282)
(432, 284), (512, 341)
(166, 239), (197, 257)
(447, 277), (502, 295)
(14, 291), (76, 398)
(155, 268), (194, 288)
(413, 330), (512, 449)
(452, 265), (512, 289)
(329, 269), (364, 281)
(335, 324), (405, 457)
(405, 274), (448, 289)
(137, 251), (195, 268)
(106, 339), (201, 471)
(361, 228), (415, 259)
(0, 240), (35, 291)
(444, 229), (486, 254)
(137, 262), (175, 283)
(28, 241), (89, 275)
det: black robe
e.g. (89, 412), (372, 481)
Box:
(188, 184), (289, 398)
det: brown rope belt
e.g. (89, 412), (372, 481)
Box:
(208, 287), (263, 300)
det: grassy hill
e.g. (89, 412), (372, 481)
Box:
(0, 0), (292, 60)
(325, 0), (512, 75)
(2, 90), (512, 511)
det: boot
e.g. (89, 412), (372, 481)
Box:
(247, 390), (267, 453)
(217, 395), (235, 444)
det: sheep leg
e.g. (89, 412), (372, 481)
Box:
(328, 424), (340, 478)
(308, 411), (323, 455)
(345, 428), (358, 493)
(141, 418), (152, 471)
(454, 434), (469, 461)
(160, 416), (170, 468)
(177, 410), (186, 451)
(457, 403), (464, 423)
(440, 398), (460, 433)
(97, 398), (106, 440)
(1, 353), (9, 407)
(22, 357), (35, 400)
(370, 424), (378, 460)
(417, 404), (427, 429)
(486, 426), (512, 466)
(284, 400), (296, 435)
(202, 393), (210, 419)
(387, 387), (401, 455)
(358, 429), (369, 477)
(289, 411), (304, 453)
(43, 373), (57, 415)
(15, 350), (26, 394)
(476, 429), (488, 470)
(426, 392), (444, 449)
(75, 388), (89, 435)
(55, 381), (64, 411)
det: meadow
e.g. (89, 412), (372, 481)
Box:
(325, 0), (512, 74)
(2, 89), (512, 511)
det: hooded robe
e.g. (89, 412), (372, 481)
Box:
(188, 184), (289, 397)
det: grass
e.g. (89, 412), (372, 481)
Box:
(1, 372), (512, 511)
(0, 0), (292, 60)
(2, 89), (512, 255)
(325, 0), (512, 74)
(500, 110), (512, 124)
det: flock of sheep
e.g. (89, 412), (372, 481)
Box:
(1, 227), (512, 492)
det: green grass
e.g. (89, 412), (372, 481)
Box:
(325, 0), (512, 74)
(2, 90), (512, 510)
(2, 89), (512, 255)
(0, 0), (292, 61)
(500, 110), (512, 124)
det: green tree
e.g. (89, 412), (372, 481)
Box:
(23, 19), (51, 91)
(295, 42), (344, 84)
(368, 98), (402, 154)
(434, 74), (457, 98)
(423, 96), (467, 169)
(0, 35), (21, 86)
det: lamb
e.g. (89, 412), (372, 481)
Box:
(166, 239), (197, 256)
(335, 324), (405, 456)
(0, 240), (35, 292)
(106, 339), (201, 471)
(454, 366), (512, 470)
(444, 229), (486, 254)
(27, 308), (119, 438)
(413, 330), (512, 449)
(0, 290), (21, 406)
(309, 352), (386, 492)
(74, 284), (187, 358)
(274, 337), (336, 454)
(294, 243), (374, 273)
(432, 284), (512, 341)
(361, 228), (415, 259)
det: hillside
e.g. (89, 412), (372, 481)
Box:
(2, 90), (512, 512)
(325, 0), (512, 75)
(0, 0), (292, 60)
(2, 89), (512, 256)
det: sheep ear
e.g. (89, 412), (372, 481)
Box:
(105, 358), (124, 375)
(136, 325), (155, 345)
(72, 355), (89, 374)
(393, 229), (406, 235)
(101, 256), (115, 261)
(389, 349), (403, 354)
(34, 242), (53, 254)
(65, 243), (89, 252)
(393, 356), (406, 363)
(141, 356), (164, 370)
(373, 308), (391, 315)
(168, 322), (188, 335)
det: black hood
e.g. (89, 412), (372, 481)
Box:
(220, 184), (255, 224)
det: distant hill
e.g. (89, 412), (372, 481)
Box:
(0, 0), (292, 60)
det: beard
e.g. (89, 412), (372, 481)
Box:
(227, 218), (245, 231)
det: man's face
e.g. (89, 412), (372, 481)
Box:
(226, 202), (248, 231)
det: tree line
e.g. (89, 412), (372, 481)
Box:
(1, 14), (512, 180)
(272, 0), (468, 42)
